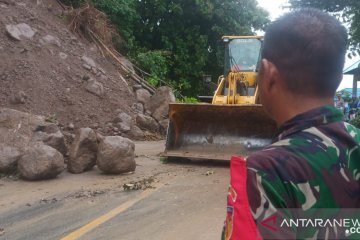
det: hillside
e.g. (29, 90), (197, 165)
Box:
(0, 0), (143, 133)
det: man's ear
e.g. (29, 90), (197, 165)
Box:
(259, 59), (279, 93)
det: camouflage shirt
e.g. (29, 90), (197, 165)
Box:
(246, 105), (360, 239)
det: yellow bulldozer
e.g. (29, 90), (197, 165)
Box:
(164, 36), (277, 161)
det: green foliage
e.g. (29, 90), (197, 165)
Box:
(289, 0), (360, 54)
(130, 0), (269, 96)
(350, 114), (360, 128)
(135, 50), (171, 87)
(177, 97), (199, 103)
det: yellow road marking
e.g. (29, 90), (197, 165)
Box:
(61, 186), (161, 240)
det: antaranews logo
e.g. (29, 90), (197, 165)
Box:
(256, 209), (360, 239)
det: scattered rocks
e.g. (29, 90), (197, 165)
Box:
(97, 136), (135, 174)
(6, 23), (36, 41)
(68, 128), (98, 174)
(85, 79), (104, 97)
(136, 114), (159, 132)
(145, 86), (175, 122)
(0, 144), (21, 173)
(135, 89), (151, 105)
(123, 177), (155, 191)
(18, 144), (64, 180)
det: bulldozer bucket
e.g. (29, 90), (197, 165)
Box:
(164, 103), (277, 161)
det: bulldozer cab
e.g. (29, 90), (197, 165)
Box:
(224, 36), (262, 74)
(213, 36), (262, 105)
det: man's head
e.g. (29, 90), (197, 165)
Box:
(257, 8), (348, 124)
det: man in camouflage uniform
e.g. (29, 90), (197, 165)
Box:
(223, 9), (360, 240)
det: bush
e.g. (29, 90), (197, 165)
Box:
(135, 50), (171, 87)
(177, 97), (199, 103)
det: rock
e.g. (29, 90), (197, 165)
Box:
(159, 119), (169, 135)
(85, 79), (104, 97)
(68, 128), (98, 174)
(113, 112), (132, 125)
(40, 35), (61, 47)
(113, 112), (133, 133)
(119, 56), (135, 74)
(68, 123), (75, 130)
(18, 144), (64, 180)
(136, 114), (159, 132)
(135, 89), (151, 105)
(145, 86), (175, 122)
(6, 23), (36, 41)
(0, 144), (21, 173)
(31, 123), (67, 156)
(81, 56), (96, 68)
(82, 64), (91, 71)
(132, 84), (142, 91)
(131, 103), (144, 114)
(97, 136), (135, 174)
(59, 52), (68, 60)
(126, 125), (144, 140)
(9, 91), (26, 104)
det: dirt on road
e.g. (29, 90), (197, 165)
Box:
(0, 141), (230, 240)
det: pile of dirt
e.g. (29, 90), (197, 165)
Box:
(0, 0), (137, 131)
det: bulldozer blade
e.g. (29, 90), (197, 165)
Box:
(164, 103), (277, 161)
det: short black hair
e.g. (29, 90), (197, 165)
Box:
(262, 8), (348, 97)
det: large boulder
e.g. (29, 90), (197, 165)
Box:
(145, 86), (175, 122)
(68, 128), (98, 174)
(125, 125), (145, 140)
(97, 136), (135, 174)
(0, 108), (66, 152)
(136, 114), (159, 132)
(6, 23), (36, 41)
(0, 144), (21, 173)
(18, 144), (64, 180)
(135, 89), (151, 105)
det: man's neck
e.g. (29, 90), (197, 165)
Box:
(275, 96), (334, 127)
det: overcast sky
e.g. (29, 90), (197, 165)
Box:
(256, 0), (360, 91)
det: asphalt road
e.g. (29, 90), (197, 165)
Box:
(0, 141), (229, 240)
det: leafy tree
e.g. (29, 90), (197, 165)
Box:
(289, 0), (360, 55)
(130, 0), (269, 96)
